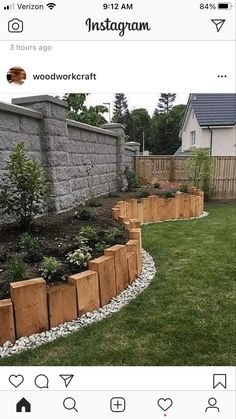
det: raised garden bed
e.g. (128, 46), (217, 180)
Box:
(0, 185), (204, 348)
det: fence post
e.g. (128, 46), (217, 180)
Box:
(169, 157), (176, 182)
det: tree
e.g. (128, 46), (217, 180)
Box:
(64, 93), (108, 127)
(0, 144), (47, 229)
(128, 108), (151, 149)
(155, 93), (176, 114)
(150, 104), (186, 155)
(112, 93), (130, 125)
(187, 148), (214, 199)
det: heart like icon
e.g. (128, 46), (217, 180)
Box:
(9, 374), (24, 388)
(157, 398), (173, 411)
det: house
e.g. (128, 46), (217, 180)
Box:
(178, 94), (236, 156)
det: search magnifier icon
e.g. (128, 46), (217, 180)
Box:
(63, 397), (78, 412)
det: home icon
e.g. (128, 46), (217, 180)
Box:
(16, 398), (31, 413)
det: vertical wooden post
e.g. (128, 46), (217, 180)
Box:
(137, 202), (144, 224)
(0, 299), (15, 345)
(169, 157), (176, 182)
(10, 278), (49, 339)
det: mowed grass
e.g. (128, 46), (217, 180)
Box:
(0, 204), (235, 366)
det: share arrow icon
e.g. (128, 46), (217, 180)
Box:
(211, 19), (226, 32)
(59, 374), (74, 388)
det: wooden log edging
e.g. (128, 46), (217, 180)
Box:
(112, 190), (204, 226)
(0, 190), (204, 347)
(0, 228), (143, 346)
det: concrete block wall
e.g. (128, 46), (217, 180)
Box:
(0, 96), (137, 221)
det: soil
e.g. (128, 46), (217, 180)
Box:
(1, 186), (222, 300)
(0, 189), (149, 300)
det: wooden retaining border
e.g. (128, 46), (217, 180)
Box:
(112, 189), (204, 226)
(0, 228), (142, 346)
(0, 189), (203, 347)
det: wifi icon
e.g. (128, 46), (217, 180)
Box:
(47, 2), (56, 9)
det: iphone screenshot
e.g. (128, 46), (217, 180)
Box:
(0, 1), (235, 418)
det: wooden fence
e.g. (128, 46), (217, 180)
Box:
(135, 156), (236, 199)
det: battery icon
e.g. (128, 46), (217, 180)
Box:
(218, 2), (233, 8)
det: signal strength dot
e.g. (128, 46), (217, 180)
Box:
(47, 2), (56, 10)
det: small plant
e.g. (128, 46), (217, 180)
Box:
(19, 233), (43, 262)
(136, 190), (150, 199)
(179, 184), (189, 193)
(67, 248), (92, 269)
(103, 227), (123, 245)
(164, 189), (176, 198)
(94, 242), (107, 253)
(80, 226), (100, 242)
(75, 208), (95, 221)
(0, 143), (47, 229)
(74, 235), (89, 248)
(124, 167), (140, 190)
(41, 256), (63, 281)
(8, 257), (27, 282)
(86, 196), (102, 207)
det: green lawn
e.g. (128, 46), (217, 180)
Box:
(0, 204), (235, 366)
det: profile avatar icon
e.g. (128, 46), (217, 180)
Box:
(205, 397), (220, 413)
(7, 66), (26, 85)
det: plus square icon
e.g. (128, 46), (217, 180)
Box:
(110, 397), (126, 412)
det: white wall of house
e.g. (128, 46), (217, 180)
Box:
(211, 127), (236, 156)
(181, 107), (236, 156)
(181, 109), (209, 151)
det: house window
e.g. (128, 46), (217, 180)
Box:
(190, 130), (196, 146)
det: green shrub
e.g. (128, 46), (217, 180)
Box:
(76, 208), (95, 221)
(0, 143), (47, 229)
(41, 256), (63, 281)
(74, 235), (89, 248)
(19, 233), (43, 262)
(164, 189), (176, 198)
(179, 184), (189, 193)
(80, 226), (99, 242)
(94, 242), (107, 253)
(136, 190), (150, 198)
(103, 227), (123, 245)
(8, 257), (27, 282)
(86, 197), (102, 207)
(67, 248), (92, 269)
(124, 167), (140, 189)
(187, 148), (214, 199)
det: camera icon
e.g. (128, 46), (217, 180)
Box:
(8, 18), (23, 33)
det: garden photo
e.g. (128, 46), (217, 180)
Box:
(0, 93), (235, 366)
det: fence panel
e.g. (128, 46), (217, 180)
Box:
(135, 156), (236, 199)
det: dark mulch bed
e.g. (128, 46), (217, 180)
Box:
(0, 189), (152, 300)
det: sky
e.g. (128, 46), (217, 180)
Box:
(0, 93), (189, 118)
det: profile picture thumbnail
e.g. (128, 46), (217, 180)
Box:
(7, 67), (26, 85)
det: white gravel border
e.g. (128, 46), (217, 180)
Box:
(142, 211), (209, 225)
(0, 250), (156, 359)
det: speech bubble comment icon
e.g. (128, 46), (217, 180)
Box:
(157, 398), (173, 412)
(34, 374), (49, 389)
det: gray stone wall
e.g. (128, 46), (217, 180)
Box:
(124, 146), (136, 170)
(0, 96), (137, 222)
